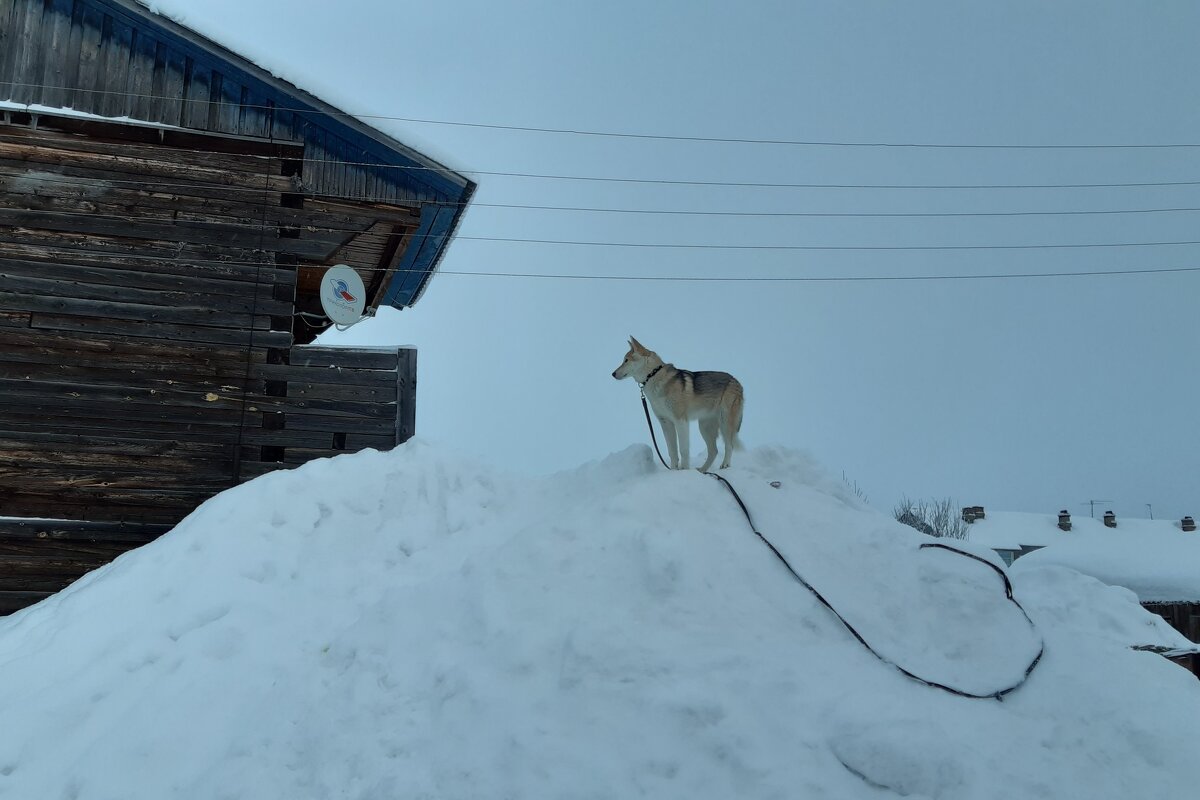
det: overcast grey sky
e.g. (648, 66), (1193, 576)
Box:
(159, 0), (1200, 521)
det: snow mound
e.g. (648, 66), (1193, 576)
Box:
(0, 442), (1196, 799)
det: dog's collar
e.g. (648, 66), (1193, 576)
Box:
(638, 364), (663, 388)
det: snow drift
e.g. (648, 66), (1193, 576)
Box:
(0, 442), (1196, 799)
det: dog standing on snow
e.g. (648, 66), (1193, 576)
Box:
(612, 337), (744, 472)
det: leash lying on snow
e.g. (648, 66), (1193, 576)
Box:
(708, 472), (1044, 701)
(638, 399), (1044, 701)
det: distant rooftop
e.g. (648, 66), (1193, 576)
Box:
(967, 512), (1200, 603)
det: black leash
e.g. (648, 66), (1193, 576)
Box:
(636, 400), (1043, 700)
(640, 391), (671, 469)
(707, 472), (1043, 700)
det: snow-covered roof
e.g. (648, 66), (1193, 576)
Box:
(968, 511), (1200, 602)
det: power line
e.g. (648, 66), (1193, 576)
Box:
(471, 203), (1200, 220)
(437, 266), (1200, 282)
(6, 84), (1200, 150)
(450, 173), (1200, 190)
(454, 235), (1200, 252)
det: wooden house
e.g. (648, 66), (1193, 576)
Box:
(0, 0), (475, 612)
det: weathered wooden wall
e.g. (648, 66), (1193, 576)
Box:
(0, 115), (418, 615)
(0, 346), (415, 615)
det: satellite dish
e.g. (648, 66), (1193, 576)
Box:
(319, 265), (367, 327)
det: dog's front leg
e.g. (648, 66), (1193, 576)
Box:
(657, 416), (680, 469)
(676, 418), (690, 470)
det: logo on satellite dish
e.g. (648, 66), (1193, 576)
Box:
(329, 277), (358, 304)
(319, 265), (367, 327)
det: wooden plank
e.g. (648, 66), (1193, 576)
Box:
(0, 429), (230, 456)
(127, 26), (158, 121)
(0, 356), (259, 385)
(0, 553), (111, 573)
(60, 0), (86, 110)
(1, 483), (222, 509)
(238, 429), (337, 449)
(0, 310), (28, 328)
(0, 517), (170, 542)
(0, 289), (272, 330)
(280, 415), (395, 435)
(29, 311), (291, 347)
(239, 428), (394, 453)
(100, 15), (134, 118)
(281, 381), (397, 403)
(38, 0), (74, 109)
(0, 164), (388, 233)
(0, 138), (296, 192)
(0, 266), (294, 318)
(0, 0), (19, 99)
(216, 71), (242, 134)
(74, 2), (105, 115)
(397, 346), (416, 444)
(252, 362), (399, 387)
(30, 313), (292, 348)
(4, 0), (38, 105)
(0, 251), (291, 300)
(0, 464), (233, 491)
(290, 347), (402, 370)
(0, 376), (267, 414)
(183, 61), (211, 129)
(0, 413), (252, 443)
(0, 228), (290, 285)
(0, 208), (336, 259)
(0, 393), (263, 426)
(0, 498), (208, 526)
(0, 327), (269, 365)
(0, 116), (304, 163)
(246, 394), (395, 419)
(0, 156), (288, 210)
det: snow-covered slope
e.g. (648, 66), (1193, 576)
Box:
(0, 443), (1195, 799)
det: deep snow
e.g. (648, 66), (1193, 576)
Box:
(0, 442), (1196, 799)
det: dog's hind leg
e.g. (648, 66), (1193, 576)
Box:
(719, 391), (743, 469)
(657, 416), (681, 469)
(698, 417), (719, 472)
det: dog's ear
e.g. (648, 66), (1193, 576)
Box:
(629, 336), (646, 352)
